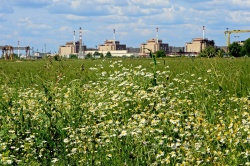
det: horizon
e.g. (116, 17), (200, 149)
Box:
(0, 0), (250, 53)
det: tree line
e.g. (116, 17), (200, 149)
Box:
(199, 38), (250, 58)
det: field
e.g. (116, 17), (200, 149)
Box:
(0, 57), (250, 165)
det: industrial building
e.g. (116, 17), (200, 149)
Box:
(139, 28), (169, 57)
(140, 38), (169, 57)
(59, 26), (242, 58)
(85, 39), (136, 57)
(98, 40), (126, 51)
(85, 29), (138, 57)
(59, 28), (138, 58)
(59, 41), (86, 57)
(185, 26), (215, 54)
(185, 38), (215, 53)
(59, 27), (86, 57)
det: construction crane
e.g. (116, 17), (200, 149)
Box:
(224, 29), (250, 47)
(0, 45), (31, 59)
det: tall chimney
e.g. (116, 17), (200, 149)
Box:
(156, 27), (159, 44)
(113, 29), (116, 44)
(73, 31), (76, 53)
(79, 27), (82, 56)
(203, 26), (205, 40)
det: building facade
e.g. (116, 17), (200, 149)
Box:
(59, 41), (86, 56)
(140, 38), (169, 57)
(186, 38), (215, 53)
(98, 40), (126, 51)
(84, 40), (137, 57)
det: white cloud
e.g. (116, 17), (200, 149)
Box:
(65, 14), (88, 21)
(18, 17), (51, 29)
(229, 11), (250, 23)
(59, 26), (73, 32)
(129, 0), (170, 7)
(232, 0), (250, 7)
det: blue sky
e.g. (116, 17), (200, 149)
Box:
(0, 0), (250, 54)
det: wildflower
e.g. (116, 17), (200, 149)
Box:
(170, 151), (176, 158)
(6, 160), (13, 165)
(8, 130), (15, 133)
(63, 138), (70, 143)
(51, 158), (59, 163)
(173, 128), (179, 132)
(156, 150), (164, 159)
(135, 65), (142, 69)
(164, 155), (170, 164)
(196, 160), (203, 165)
(119, 130), (127, 137)
(246, 162), (250, 166)
(71, 148), (77, 154)
(107, 154), (112, 158)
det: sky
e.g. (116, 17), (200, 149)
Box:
(0, 0), (250, 54)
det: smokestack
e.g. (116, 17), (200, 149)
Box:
(74, 31), (76, 46)
(73, 31), (76, 53)
(156, 27), (159, 44)
(113, 29), (116, 44)
(203, 26), (205, 40)
(79, 27), (82, 56)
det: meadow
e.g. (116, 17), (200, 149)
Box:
(0, 57), (249, 165)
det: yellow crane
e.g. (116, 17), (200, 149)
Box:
(224, 29), (250, 47)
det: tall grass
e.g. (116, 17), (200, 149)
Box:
(0, 57), (249, 165)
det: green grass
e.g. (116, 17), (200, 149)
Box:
(0, 57), (249, 165)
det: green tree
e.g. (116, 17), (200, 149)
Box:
(85, 53), (92, 59)
(100, 53), (104, 58)
(216, 48), (225, 58)
(93, 51), (100, 58)
(240, 46), (247, 57)
(69, 54), (78, 59)
(105, 51), (112, 58)
(155, 50), (166, 58)
(199, 46), (217, 58)
(54, 54), (61, 61)
(242, 38), (250, 56)
(228, 42), (242, 57)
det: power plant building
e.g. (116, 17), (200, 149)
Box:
(98, 40), (126, 51)
(185, 38), (215, 53)
(140, 38), (169, 57)
(59, 41), (86, 57)
(85, 39), (136, 57)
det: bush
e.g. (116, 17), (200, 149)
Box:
(155, 50), (166, 58)
(105, 51), (112, 58)
(199, 46), (217, 58)
(228, 42), (242, 57)
(69, 54), (78, 59)
(85, 53), (92, 59)
(242, 38), (250, 56)
(54, 54), (61, 61)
